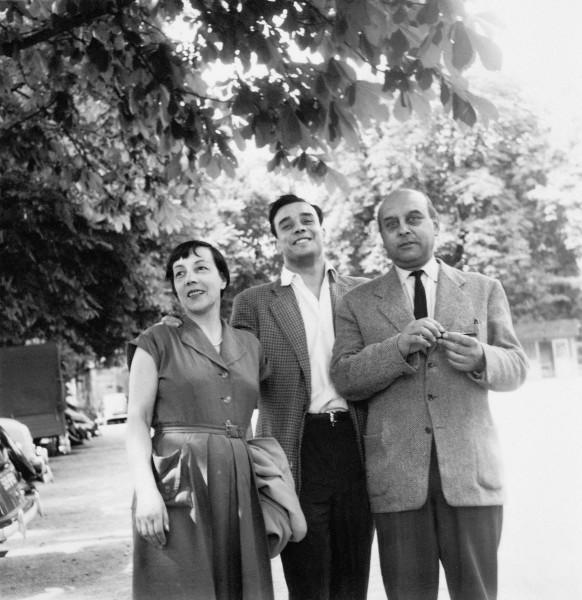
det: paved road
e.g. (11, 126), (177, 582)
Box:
(492, 376), (582, 599)
(1, 424), (133, 600)
(1, 376), (581, 599)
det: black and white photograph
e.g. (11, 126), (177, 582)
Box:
(1, 1), (581, 599)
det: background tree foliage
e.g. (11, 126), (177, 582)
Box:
(0, 0), (501, 198)
(322, 84), (582, 323)
(0, 173), (172, 375)
(2, 1), (579, 374)
(0, 0), (504, 369)
(198, 83), (582, 325)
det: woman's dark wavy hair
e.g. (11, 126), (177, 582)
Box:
(165, 240), (230, 297)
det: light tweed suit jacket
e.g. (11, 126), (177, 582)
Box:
(231, 270), (367, 489)
(330, 261), (528, 513)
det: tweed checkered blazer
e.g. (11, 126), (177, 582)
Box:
(230, 271), (367, 489)
(331, 261), (528, 513)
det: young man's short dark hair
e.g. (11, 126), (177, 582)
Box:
(268, 194), (324, 237)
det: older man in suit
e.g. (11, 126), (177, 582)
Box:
(330, 189), (528, 600)
(231, 194), (373, 600)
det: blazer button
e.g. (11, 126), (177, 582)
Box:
(425, 426), (432, 434)
(222, 396), (232, 404)
(218, 371), (228, 378)
(427, 394), (434, 401)
(427, 362), (435, 369)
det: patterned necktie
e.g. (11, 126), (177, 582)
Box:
(411, 270), (428, 319)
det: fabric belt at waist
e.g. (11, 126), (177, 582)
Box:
(154, 420), (246, 439)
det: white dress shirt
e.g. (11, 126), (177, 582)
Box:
(394, 257), (440, 319)
(281, 264), (348, 413)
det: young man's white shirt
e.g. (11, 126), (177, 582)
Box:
(281, 264), (348, 414)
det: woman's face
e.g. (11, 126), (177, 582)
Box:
(171, 247), (226, 318)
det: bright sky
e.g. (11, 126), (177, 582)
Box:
(472, 0), (582, 148)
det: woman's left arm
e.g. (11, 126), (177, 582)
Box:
(126, 346), (169, 547)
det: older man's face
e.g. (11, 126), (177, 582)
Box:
(378, 191), (438, 270)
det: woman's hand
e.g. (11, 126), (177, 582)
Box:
(134, 486), (169, 548)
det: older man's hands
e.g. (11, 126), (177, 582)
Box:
(438, 331), (485, 373)
(397, 318), (445, 356)
(397, 320), (485, 374)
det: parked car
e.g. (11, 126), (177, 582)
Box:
(0, 418), (53, 483)
(64, 402), (100, 446)
(0, 424), (40, 551)
(102, 392), (128, 424)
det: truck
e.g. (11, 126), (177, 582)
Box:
(0, 343), (68, 455)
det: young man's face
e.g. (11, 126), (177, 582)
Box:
(273, 201), (324, 264)
(378, 191), (438, 270)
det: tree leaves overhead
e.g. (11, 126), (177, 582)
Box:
(451, 22), (475, 70)
(0, 0), (503, 194)
(452, 93), (477, 126)
(471, 32), (503, 71)
(0, 0), (509, 368)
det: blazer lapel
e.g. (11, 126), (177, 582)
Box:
(329, 273), (348, 315)
(434, 263), (473, 331)
(269, 282), (311, 391)
(377, 269), (414, 332)
(329, 272), (351, 336)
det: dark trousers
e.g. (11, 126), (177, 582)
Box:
(375, 442), (503, 600)
(281, 414), (374, 600)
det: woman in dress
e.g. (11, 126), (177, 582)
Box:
(126, 240), (274, 600)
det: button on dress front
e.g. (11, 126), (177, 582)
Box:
(128, 317), (273, 600)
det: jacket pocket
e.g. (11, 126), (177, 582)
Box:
(363, 433), (389, 498)
(474, 429), (504, 491)
(449, 320), (480, 338)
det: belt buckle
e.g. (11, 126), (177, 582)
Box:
(224, 419), (241, 438)
(328, 410), (338, 427)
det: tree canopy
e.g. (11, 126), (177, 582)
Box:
(2, 75), (581, 371)
(1, 0), (502, 201)
(0, 0), (506, 370)
(0, 172), (171, 375)
(6, 2), (579, 377)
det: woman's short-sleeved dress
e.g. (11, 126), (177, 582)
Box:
(129, 317), (273, 600)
